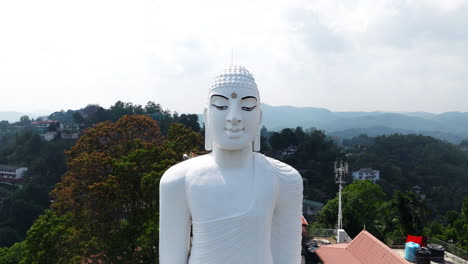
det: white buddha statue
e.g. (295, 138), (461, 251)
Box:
(159, 65), (303, 264)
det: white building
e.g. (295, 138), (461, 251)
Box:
(60, 123), (81, 140)
(41, 131), (58, 141)
(31, 120), (59, 133)
(31, 120), (60, 141)
(0, 165), (28, 185)
(352, 168), (380, 183)
(303, 199), (324, 218)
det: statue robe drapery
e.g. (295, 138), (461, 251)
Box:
(186, 153), (303, 264)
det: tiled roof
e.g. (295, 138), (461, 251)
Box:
(0, 165), (23, 170)
(316, 230), (411, 264)
(303, 199), (324, 207)
(315, 243), (361, 264)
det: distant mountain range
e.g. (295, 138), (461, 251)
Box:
(260, 104), (468, 144)
(3, 105), (468, 144)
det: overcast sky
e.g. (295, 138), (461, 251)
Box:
(0, 0), (467, 115)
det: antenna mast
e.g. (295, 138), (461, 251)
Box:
(334, 160), (348, 230)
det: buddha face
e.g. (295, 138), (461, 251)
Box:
(204, 87), (262, 151)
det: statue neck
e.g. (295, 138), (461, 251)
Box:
(211, 145), (254, 169)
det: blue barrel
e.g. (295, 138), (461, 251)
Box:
(405, 242), (421, 262)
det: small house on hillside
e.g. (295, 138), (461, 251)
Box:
(60, 123), (81, 140)
(352, 168), (380, 183)
(0, 165), (27, 185)
(31, 120), (60, 141)
(303, 199), (323, 219)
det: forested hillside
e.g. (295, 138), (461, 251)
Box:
(0, 101), (201, 248)
(264, 128), (468, 250)
(346, 134), (468, 214)
(0, 130), (72, 247)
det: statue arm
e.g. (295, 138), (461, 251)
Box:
(271, 170), (303, 264)
(159, 165), (191, 264)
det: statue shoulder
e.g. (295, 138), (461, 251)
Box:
(160, 154), (212, 190)
(260, 154), (302, 183)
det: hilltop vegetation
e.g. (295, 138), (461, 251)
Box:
(347, 134), (468, 214)
(22, 116), (203, 263)
(263, 128), (468, 250)
(264, 129), (468, 214)
(0, 130), (72, 247)
(0, 101), (201, 248)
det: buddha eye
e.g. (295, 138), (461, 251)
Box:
(241, 106), (256, 111)
(241, 96), (257, 111)
(210, 94), (229, 110)
(212, 104), (228, 110)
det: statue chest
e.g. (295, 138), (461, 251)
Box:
(186, 166), (277, 223)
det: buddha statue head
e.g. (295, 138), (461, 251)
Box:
(203, 65), (262, 152)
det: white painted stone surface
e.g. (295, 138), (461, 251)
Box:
(159, 66), (303, 264)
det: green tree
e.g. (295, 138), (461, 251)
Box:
(109, 101), (145, 121)
(164, 123), (203, 158)
(19, 116), (30, 125)
(317, 180), (388, 239)
(176, 114), (201, 132)
(426, 197), (468, 250)
(391, 191), (429, 236)
(20, 210), (83, 264)
(21, 115), (203, 263)
(0, 242), (25, 264)
(72, 112), (85, 124)
(0, 121), (10, 130)
(269, 128), (298, 150)
(286, 129), (342, 201)
(144, 101), (162, 114)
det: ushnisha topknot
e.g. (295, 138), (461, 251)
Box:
(211, 65), (258, 91)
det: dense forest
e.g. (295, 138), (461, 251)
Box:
(0, 101), (466, 263)
(264, 128), (467, 250)
(0, 101), (201, 249)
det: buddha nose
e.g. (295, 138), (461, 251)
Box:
(226, 107), (241, 125)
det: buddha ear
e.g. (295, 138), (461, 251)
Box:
(253, 107), (262, 152)
(258, 106), (263, 126)
(203, 106), (212, 151)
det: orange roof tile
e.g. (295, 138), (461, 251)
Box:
(316, 230), (411, 264)
(316, 243), (361, 264)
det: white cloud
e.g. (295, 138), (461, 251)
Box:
(0, 0), (467, 114)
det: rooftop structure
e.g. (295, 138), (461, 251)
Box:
(316, 230), (410, 264)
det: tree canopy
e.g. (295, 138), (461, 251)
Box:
(348, 134), (468, 215)
(19, 115), (203, 263)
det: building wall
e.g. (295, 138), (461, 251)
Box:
(15, 168), (28, 179)
(0, 166), (28, 185)
(352, 168), (380, 183)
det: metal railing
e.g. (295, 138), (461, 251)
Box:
(386, 237), (407, 249)
(428, 237), (468, 261)
(308, 228), (336, 238)
(387, 237), (468, 261)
